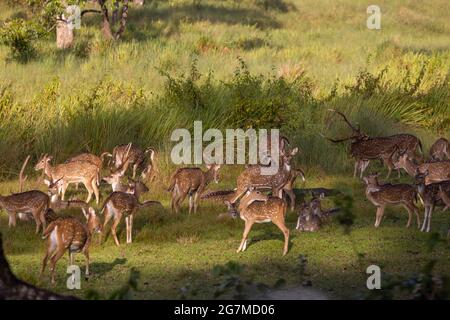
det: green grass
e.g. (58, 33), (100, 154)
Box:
(1, 171), (449, 299)
(0, 0), (449, 299)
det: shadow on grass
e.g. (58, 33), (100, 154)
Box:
(90, 258), (127, 277)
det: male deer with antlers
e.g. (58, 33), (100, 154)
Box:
(110, 143), (156, 180)
(225, 188), (289, 255)
(167, 164), (221, 214)
(323, 109), (422, 178)
(35, 154), (100, 204)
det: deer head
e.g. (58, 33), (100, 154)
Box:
(35, 154), (52, 171)
(82, 207), (102, 234)
(323, 109), (368, 143)
(280, 147), (299, 171)
(206, 164), (221, 183)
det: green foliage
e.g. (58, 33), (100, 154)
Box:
(0, 18), (42, 60)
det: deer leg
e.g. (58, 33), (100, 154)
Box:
(102, 207), (114, 241)
(176, 192), (188, 214)
(420, 206), (429, 232)
(31, 209), (42, 234)
(84, 181), (94, 203)
(41, 240), (56, 277)
(8, 211), (16, 228)
(360, 160), (369, 179)
(402, 203), (414, 228)
(125, 216), (129, 243)
(426, 204), (434, 232)
(111, 214), (122, 246)
(193, 192), (200, 214)
(69, 252), (74, 266)
(237, 221), (254, 253)
(61, 182), (68, 201)
(188, 195), (193, 215)
(49, 247), (66, 285)
(91, 179), (100, 205)
(354, 160), (358, 177)
(129, 214), (134, 244)
(284, 189), (295, 211)
(229, 187), (246, 204)
(272, 219), (290, 256)
(84, 249), (90, 277)
(133, 164), (138, 179)
(374, 206), (384, 227)
(75, 183), (79, 190)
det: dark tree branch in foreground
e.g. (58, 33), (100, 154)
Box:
(0, 233), (77, 300)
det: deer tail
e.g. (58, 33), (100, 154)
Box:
(42, 223), (57, 240)
(139, 200), (162, 209)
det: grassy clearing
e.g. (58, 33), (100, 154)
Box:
(1, 171), (449, 299)
(0, 0), (449, 299)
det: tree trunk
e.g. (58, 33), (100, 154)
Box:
(56, 19), (74, 49)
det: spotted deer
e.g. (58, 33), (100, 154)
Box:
(46, 178), (89, 211)
(229, 147), (299, 205)
(438, 185), (450, 211)
(429, 138), (449, 161)
(295, 195), (339, 232)
(35, 154), (100, 204)
(393, 152), (450, 184)
(324, 109), (422, 178)
(65, 152), (109, 188)
(102, 182), (160, 246)
(225, 188), (289, 255)
(363, 173), (420, 228)
(414, 171), (450, 232)
(167, 164), (221, 214)
(0, 190), (49, 233)
(111, 143), (155, 179)
(41, 207), (101, 284)
(282, 168), (305, 211)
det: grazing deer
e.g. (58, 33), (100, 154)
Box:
(324, 109), (422, 178)
(35, 154), (100, 204)
(229, 147), (299, 205)
(429, 138), (449, 161)
(225, 189), (289, 255)
(46, 179), (89, 211)
(102, 182), (160, 246)
(0, 190), (49, 233)
(363, 173), (420, 228)
(41, 207), (101, 284)
(282, 168), (306, 211)
(393, 152), (450, 184)
(414, 171), (450, 232)
(295, 195), (339, 232)
(111, 143), (155, 179)
(167, 164), (221, 214)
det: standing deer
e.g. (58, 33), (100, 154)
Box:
(429, 138), (449, 161)
(414, 171), (450, 232)
(110, 143), (155, 179)
(363, 173), (420, 228)
(324, 109), (422, 178)
(35, 154), (100, 204)
(102, 182), (160, 246)
(229, 147), (299, 204)
(224, 188), (289, 255)
(282, 168), (306, 211)
(65, 152), (110, 189)
(41, 207), (101, 284)
(0, 190), (49, 233)
(393, 152), (450, 184)
(167, 164), (221, 214)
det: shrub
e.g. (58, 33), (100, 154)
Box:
(0, 19), (43, 61)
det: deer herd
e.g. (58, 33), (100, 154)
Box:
(0, 111), (449, 284)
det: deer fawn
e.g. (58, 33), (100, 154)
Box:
(0, 190), (49, 233)
(296, 195), (339, 232)
(229, 147), (299, 205)
(225, 188), (289, 255)
(35, 154), (100, 204)
(363, 173), (420, 228)
(429, 138), (449, 161)
(324, 109), (422, 178)
(167, 164), (221, 214)
(393, 152), (450, 184)
(102, 181), (160, 246)
(414, 171), (450, 232)
(41, 207), (101, 284)
(111, 143), (155, 179)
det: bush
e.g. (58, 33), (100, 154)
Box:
(0, 19), (43, 61)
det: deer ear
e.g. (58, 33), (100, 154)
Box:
(291, 147), (299, 156)
(43, 179), (51, 187)
(88, 207), (96, 217)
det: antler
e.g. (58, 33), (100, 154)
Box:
(19, 155), (30, 192)
(319, 133), (355, 143)
(328, 109), (360, 133)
